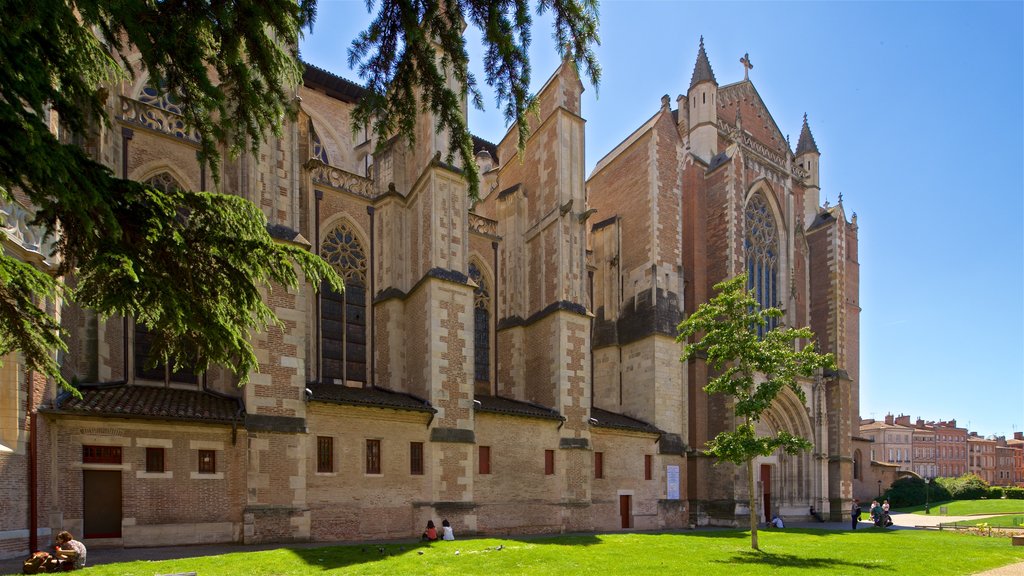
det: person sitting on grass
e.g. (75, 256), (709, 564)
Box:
(422, 520), (438, 541)
(55, 530), (87, 570)
(441, 519), (455, 541)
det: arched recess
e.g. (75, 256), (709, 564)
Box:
(853, 448), (863, 480)
(304, 107), (348, 170)
(754, 385), (816, 513)
(320, 219), (368, 385)
(744, 180), (788, 336)
(468, 257), (493, 391)
(132, 171), (198, 384)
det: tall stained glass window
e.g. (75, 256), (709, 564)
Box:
(468, 261), (490, 384)
(320, 223), (367, 384)
(744, 192), (779, 337)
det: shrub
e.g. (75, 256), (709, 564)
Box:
(989, 487), (1004, 499)
(936, 473), (990, 500)
(885, 476), (951, 507)
(1004, 487), (1024, 500)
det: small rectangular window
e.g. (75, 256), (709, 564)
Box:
(145, 447), (164, 473)
(594, 451), (604, 479)
(544, 449), (555, 475)
(366, 439), (381, 475)
(83, 445), (122, 464)
(479, 446), (491, 475)
(644, 455), (653, 480)
(317, 436), (333, 473)
(410, 442), (424, 475)
(198, 449), (216, 474)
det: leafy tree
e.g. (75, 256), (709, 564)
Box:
(349, 0), (601, 200)
(1, 0), (342, 388)
(677, 275), (834, 550)
(0, 1), (600, 390)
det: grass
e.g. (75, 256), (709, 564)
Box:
(899, 499), (1024, 515)
(955, 515), (1024, 528)
(17, 530), (1024, 576)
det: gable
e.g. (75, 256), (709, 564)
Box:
(718, 81), (788, 155)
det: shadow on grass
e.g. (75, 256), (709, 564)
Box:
(683, 527), (901, 540)
(717, 549), (895, 571)
(282, 534), (604, 571)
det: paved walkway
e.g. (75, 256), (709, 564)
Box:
(3, 514), (1021, 575)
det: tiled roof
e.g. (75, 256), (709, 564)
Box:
(302, 62), (368, 103)
(474, 395), (563, 421)
(590, 407), (661, 434)
(50, 383), (243, 424)
(795, 113), (819, 155)
(689, 36), (717, 89)
(307, 382), (435, 413)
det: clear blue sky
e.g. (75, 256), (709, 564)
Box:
(301, 1), (1024, 438)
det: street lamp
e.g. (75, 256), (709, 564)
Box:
(925, 477), (931, 514)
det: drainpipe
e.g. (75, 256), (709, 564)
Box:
(366, 206), (375, 388)
(491, 241), (498, 397)
(314, 190), (322, 382)
(28, 367), (37, 553)
(121, 128), (133, 381)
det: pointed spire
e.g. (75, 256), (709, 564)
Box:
(689, 36), (717, 89)
(795, 112), (819, 155)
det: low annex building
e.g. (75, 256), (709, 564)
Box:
(0, 37), (859, 556)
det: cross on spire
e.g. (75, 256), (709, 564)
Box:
(740, 52), (753, 81)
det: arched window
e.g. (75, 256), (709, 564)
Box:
(134, 172), (197, 384)
(311, 124), (330, 165)
(468, 261), (490, 384)
(853, 449), (862, 480)
(744, 192), (779, 337)
(320, 223), (367, 385)
(145, 171), (181, 193)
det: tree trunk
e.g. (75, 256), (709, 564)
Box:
(748, 458), (758, 550)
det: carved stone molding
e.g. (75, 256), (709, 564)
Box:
(0, 197), (57, 266)
(306, 159), (376, 199)
(468, 213), (497, 237)
(118, 96), (200, 143)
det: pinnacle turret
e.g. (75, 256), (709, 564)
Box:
(795, 113), (819, 155)
(689, 36), (717, 89)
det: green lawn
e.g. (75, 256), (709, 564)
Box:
(30, 530), (1024, 576)
(956, 515), (1024, 528)
(899, 499), (1024, 515)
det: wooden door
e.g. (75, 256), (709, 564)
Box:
(619, 494), (632, 529)
(83, 470), (122, 538)
(760, 464), (772, 524)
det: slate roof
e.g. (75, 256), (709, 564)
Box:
(589, 407), (661, 434)
(795, 113), (819, 155)
(474, 395), (563, 421)
(307, 382), (435, 414)
(807, 208), (837, 231)
(302, 62), (368, 103)
(707, 151), (731, 172)
(50, 383), (243, 424)
(266, 224), (309, 246)
(689, 36), (717, 89)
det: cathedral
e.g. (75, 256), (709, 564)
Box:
(0, 37), (859, 555)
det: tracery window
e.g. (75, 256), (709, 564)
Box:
(138, 83), (184, 115)
(320, 223), (367, 384)
(135, 173), (196, 384)
(311, 124), (330, 165)
(744, 192), (780, 337)
(468, 261), (490, 384)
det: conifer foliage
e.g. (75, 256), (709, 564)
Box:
(677, 275), (834, 550)
(0, 0), (341, 388)
(349, 0), (601, 199)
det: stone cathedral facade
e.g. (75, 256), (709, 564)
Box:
(0, 38), (859, 556)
